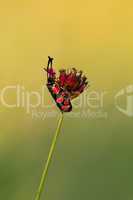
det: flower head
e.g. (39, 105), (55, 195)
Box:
(44, 56), (89, 112)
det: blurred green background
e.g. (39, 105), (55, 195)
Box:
(0, 0), (133, 199)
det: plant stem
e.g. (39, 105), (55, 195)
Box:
(34, 113), (64, 200)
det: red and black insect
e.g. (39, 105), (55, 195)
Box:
(44, 56), (88, 112)
(44, 56), (72, 112)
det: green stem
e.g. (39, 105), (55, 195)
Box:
(34, 113), (64, 200)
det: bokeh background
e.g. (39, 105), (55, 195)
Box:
(0, 0), (133, 199)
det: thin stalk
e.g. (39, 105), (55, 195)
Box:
(34, 113), (64, 200)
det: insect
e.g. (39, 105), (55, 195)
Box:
(44, 56), (72, 112)
(44, 56), (88, 112)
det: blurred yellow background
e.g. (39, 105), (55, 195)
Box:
(0, 0), (133, 200)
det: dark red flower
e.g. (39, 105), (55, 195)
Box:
(44, 56), (88, 112)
